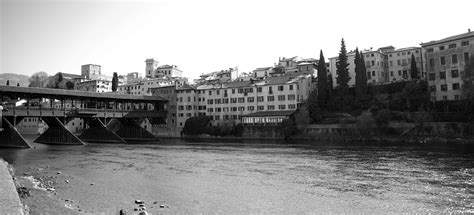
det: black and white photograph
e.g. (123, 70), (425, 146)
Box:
(0, 0), (473, 214)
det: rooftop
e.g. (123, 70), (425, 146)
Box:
(421, 30), (474, 47)
(0, 85), (167, 101)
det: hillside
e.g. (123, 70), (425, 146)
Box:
(0, 73), (30, 87)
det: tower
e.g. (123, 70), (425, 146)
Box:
(81, 64), (101, 80)
(145, 58), (159, 78)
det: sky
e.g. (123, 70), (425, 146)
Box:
(1, 0), (473, 81)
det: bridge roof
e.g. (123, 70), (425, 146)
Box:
(0, 86), (167, 102)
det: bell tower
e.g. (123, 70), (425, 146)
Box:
(145, 58), (159, 78)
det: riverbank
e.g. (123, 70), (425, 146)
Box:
(0, 159), (25, 215)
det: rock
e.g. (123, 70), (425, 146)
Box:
(57, 171), (61, 174)
(119, 209), (127, 215)
(138, 211), (148, 215)
(90, 183), (95, 185)
(160, 205), (165, 208)
(134, 208), (139, 211)
(153, 201), (158, 204)
(139, 204), (145, 207)
(141, 206), (146, 211)
(65, 180), (69, 183)
(135, 199), (144, 204)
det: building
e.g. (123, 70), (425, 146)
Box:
(145, 58), (160, 78)
(173, 74), (313, 134)
(421, 30), (474, 101)
(16, 117), (46, 134)
(150, 85), (178, 136)
(117, 83), (145, 95)
(252, 67), (273, 79)
(194, 67), (239, 85)
(155, 65), (183, 78)
(125, 72), (143, 84)
(81, 64), (101, 80)
(241, 110), (294, 125)
(387, 47), (423, 81)
(75, 80), (112, 93)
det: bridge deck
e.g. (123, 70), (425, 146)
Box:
(2, 106), (166, 118)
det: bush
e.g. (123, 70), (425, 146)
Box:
(182, 116), (210, 136)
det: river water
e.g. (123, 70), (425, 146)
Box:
(1, 139), (473, 214)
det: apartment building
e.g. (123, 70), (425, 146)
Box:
(387, 47), (423, 81)
(421, 30), (474, 101)
(117, 83), (145, 95)
(155, 65), (183, 78)
(194, 67), (239, 85)
(171, 74), (313, 134)
(363, 49), (389, 84)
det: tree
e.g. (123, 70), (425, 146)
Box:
(354, 47), (365, 99)
(327, 73), (333, 99)
(461, 55), (474, 100)
(16, 83), (20, 87)
(317, 50), (328, 107)
(56, 72), (63, 88)
(112, 72), (118, 92)
(336, 38), (350, 91)
(182, 116), (211, 136)
(66, 81), (75, 90)
(410, 53), (419, 80)
(28, 71), (49, 87)
(6, 80), (9, 85)
(402, 81), (430, 111)
(359, 51), (368, 94)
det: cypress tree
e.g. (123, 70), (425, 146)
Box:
(17, 83), (20, 87)
(327, 73), (333, 100)
(354, 48), (362, 99)
(336, 38), (350, 91)
(6, 80), (9, 85)
(112, 72), (118, 92)
(317, 50), (328, 107)
(360, 51), (368, 95)
(410, 53), (419, 80)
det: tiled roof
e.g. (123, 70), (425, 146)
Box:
(242, 110), (295, 117)
(421, 31), (474, 47)
(0, 85), (167, 101)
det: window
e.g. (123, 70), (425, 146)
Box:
(247, 97), (254, 102)
(441, 84), (447, 91)
(267, 96), (274, 101)
(257, 96), (264, 102)
(278, 95), (285, 101)
(448, 43), (456, 49)
(367, 72), (371, 79)
(178, 106), (184, 110)
(389, 61), (393, 66)
(430, 85), (436, 92)
(207, 99), (213, 104)
(440, 56), (445, 65)
(440, 72), (446, 79)
(216, 108), (221, 112)
(288, 94), (295, 100)
(232, 89), (235, 94)
(215, 99), (221, 104)
(439, 46), (445, 51)
(247, 106), (254, 111)
(429, 58), (435, 67)
(257, 87), (262, 92)
(231, 98), (237, 103)
(371, 61), (375, 66)
(223, 98), (229, 104)
(268, 86), (273, 94)
(278, 86), (284, 91)
(451, 69), (459, 78)
(427, 48), (434, 53)
(288, 104), (296, 109)
(289, 85), (293, 90)
(238, 107), (245, 111)
(390, 71), (394, 77)
(238, 88), (244, 93)
(465, 52), (470, 62)
(216, 90), (220, 95)
(267, 105), (275, 110)
(462, 41), (470, 46)
(455, 95), (460, 100)
(257, 106), (264, 111)
(278, 105), (286, 110)
(238, 98), (245, 103)
(372, 71), (375, 76)
(453, 83), (460, 90)
(429, 73), (435, 80)
(209, 91), (212, 95)
(231, 107), (237, 111)
(452, 54), (458, 64)
(398, 70), (402, 76)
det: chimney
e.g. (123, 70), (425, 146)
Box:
(469, 28), (471, 32)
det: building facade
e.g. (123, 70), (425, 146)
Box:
(387, 47), (423, 81)
(150, 85), (178, 136)
(75, 80), (112, 93)
(421, 30), (474, 101)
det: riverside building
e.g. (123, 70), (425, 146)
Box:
(421, 30), (474, 101)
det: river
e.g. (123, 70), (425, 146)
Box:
(1, 139), (473, 214)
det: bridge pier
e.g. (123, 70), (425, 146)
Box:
(80, 118), (126, 143)
(35, 117), (85, 145)
(107, 118), (157, 142)
(0, 117), (32, 148)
